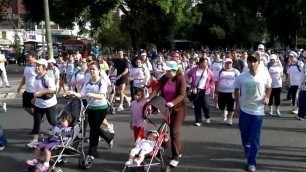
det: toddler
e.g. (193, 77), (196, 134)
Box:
(26, 114), (73, 171)
(125, 130), (159, 166)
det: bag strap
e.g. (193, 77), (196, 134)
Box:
(196, 68), (206, 88)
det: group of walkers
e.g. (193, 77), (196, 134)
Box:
(2, 44), (306, 172)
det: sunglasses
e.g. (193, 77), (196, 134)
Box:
(86, 59), (92, 62)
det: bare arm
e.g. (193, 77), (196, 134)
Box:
(17, 76), (26, 93)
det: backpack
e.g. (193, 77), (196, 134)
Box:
(219, 68), (239, 78)
(289, 61), (302, 72)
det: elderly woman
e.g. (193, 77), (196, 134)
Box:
(26, 59), (57, 149)
(68, 62), (114, 158)
(148, 61), (186, 167)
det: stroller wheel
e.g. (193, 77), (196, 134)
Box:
(161, 165), (171, 172)
(50, 167), (63, 172)
(79, 155), (93, 169)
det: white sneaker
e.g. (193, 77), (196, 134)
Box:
(292, 109), (298, 115)
(26, 140), (39, 149)
(169, 159), (179, 167)
(104, 123), (114, 133)
(223, 116), (227, 122)
(227, 119), (233, 126)
(115, 96), (120, 101)
(109, 140), (113, 149)
(0, 102), (6, 113)
(117, 105), (124, 111)
(195, 123), (202, 126)
(206, 118), (211, 124)
(126, 96), (132, 103)
(0, 145), (5, 150)
(248, 165), (256, 172)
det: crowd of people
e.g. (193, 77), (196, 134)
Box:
(1, 44), (306, 172)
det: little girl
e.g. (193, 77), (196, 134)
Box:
(130, 88), (147, 141)
(26, 114), (73, 171)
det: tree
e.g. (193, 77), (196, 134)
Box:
(0, 0), (12, 21)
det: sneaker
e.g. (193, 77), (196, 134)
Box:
(275, 111), (281, 117)
(115, 96), (120, 101)
(26, 159), (38, 166)
(0, 145), (5, 151)
(37, 164), (49, 171)
(292, 109), (298, 115)
(26, 140), (39, 149)
(194, 123), (202, 126)
(5, 85), (11, 88)
(125, 159), (133, 166)
(108, 140), (113, 149)
(206, 118), (211, 124)
(223, 116), (227, 122)
(247, 165), (256, 172)
(104, 123), (114, 133)
(226, 119), (233, 126)
(169, 159), (179, 167)
(117, 105), (124, 112)
(268, 110), (273, 116)
(192, 105), (194, 109)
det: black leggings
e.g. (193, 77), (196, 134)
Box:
(88, 108), (114, 147)
(289, 85), (299, 106)
(269, 87), (281, 106)
(32, 106), (57, 135)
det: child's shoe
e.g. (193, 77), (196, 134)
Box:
(26, 159), (38, 166)
(37, 163), (49, 171)
(125, 159), (133, 166)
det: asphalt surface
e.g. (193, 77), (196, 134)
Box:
(1, 64), (306, 172)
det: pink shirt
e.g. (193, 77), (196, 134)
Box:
(163, 81), (177, 103)
(131, 99), (147, 128)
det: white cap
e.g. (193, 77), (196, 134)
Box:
(141, 52), (147, 56)
(269, 54), (277, 60)
(289, 51), (298, 58)
(193, 53), (199, 58)
(36, 58), (48, 67)
(47, 58), (56, 64)
(224, 58), (233, 63)
(258, 44), (264, 50)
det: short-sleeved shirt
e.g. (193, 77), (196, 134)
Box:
(34, 74), (57, 108)
(234, 70), (272, 116)
(23, 64), (37, 93)
(80, 79), (108, 110)
(216, 68), (240, 93)
(114, 58), (129, 76)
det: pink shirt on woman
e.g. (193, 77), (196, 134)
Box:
(163, 81), (177, 103)
(131, 99), (147, 128)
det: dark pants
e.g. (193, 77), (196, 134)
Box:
(130, 81), (134, 101)
(193, 90), (210, 123)
(269, 87), (281, 106)
(87, 108), (114, 147)
(286, 86), (291, 99)
(297, 90), (306, 119)
(0, 125), (7, 147)
(32, 106), (57, 135)
(169, 108), (185, 161)
(239, 110), (263, 166)
(289, 85), (299, 106)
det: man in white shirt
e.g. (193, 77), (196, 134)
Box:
(234, 52), (272, 172)
(0, 50), (10, 87)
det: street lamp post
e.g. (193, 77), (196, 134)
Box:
(43, 0), (53, 60)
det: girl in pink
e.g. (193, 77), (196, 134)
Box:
(130, 88), (147, 141)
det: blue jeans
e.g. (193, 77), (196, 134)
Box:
(193, 90), (210, 123)
(0, 125), (7, 147)
(239, 110), (263, 166)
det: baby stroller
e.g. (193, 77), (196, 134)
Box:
(122, 96), (172, 172)
(28, 98), (93, 172)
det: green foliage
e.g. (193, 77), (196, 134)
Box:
(0, 0), (12, 21)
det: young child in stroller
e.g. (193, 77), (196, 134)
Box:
(125, 130), (159, 166)
(26, 114), (73, 171)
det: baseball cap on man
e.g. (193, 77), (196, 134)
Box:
(289, 51), (298, 58)
(258, 44), (264, 50)
(47, 58), (56, 64)
(163, 61), (179, 71)
(248, 52), (261, 61)
(26, 50), (38, 57)
(141, 52), (147, 56)
(36, 58), (48, 66)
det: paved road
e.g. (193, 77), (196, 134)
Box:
(1, 64), (306, 172)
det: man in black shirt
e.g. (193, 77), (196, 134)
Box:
(231, 50), (245, 73)
(109, 50), (129, 111)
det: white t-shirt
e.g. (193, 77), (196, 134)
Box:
(57, 62), (66, 74)
(80, 79), (108, 107)
(268, 64), (283, 88)
(234, 70), (272, 116)
(71, 70), (86, 92)
(153, 62), (166, 79)
(84, 69), (110, 86)
(137, 139), (156, 151)
(287, 61), (304, 86)
(211, 60), (224, 78)
(216, 68), (240, 93)
(23, 64), (37, 93)
(130, 66), (150, 88)
(195, 69), (208, 89)
(66, 61), (74, 75)
(34, 74), (57, 108)
(47, 66), (60, 81)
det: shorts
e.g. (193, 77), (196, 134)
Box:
(218, 92), (235, 111)
(22, 91), (34, 108)
(38, 140), (61, 151)
(115, 76), (128, 86)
